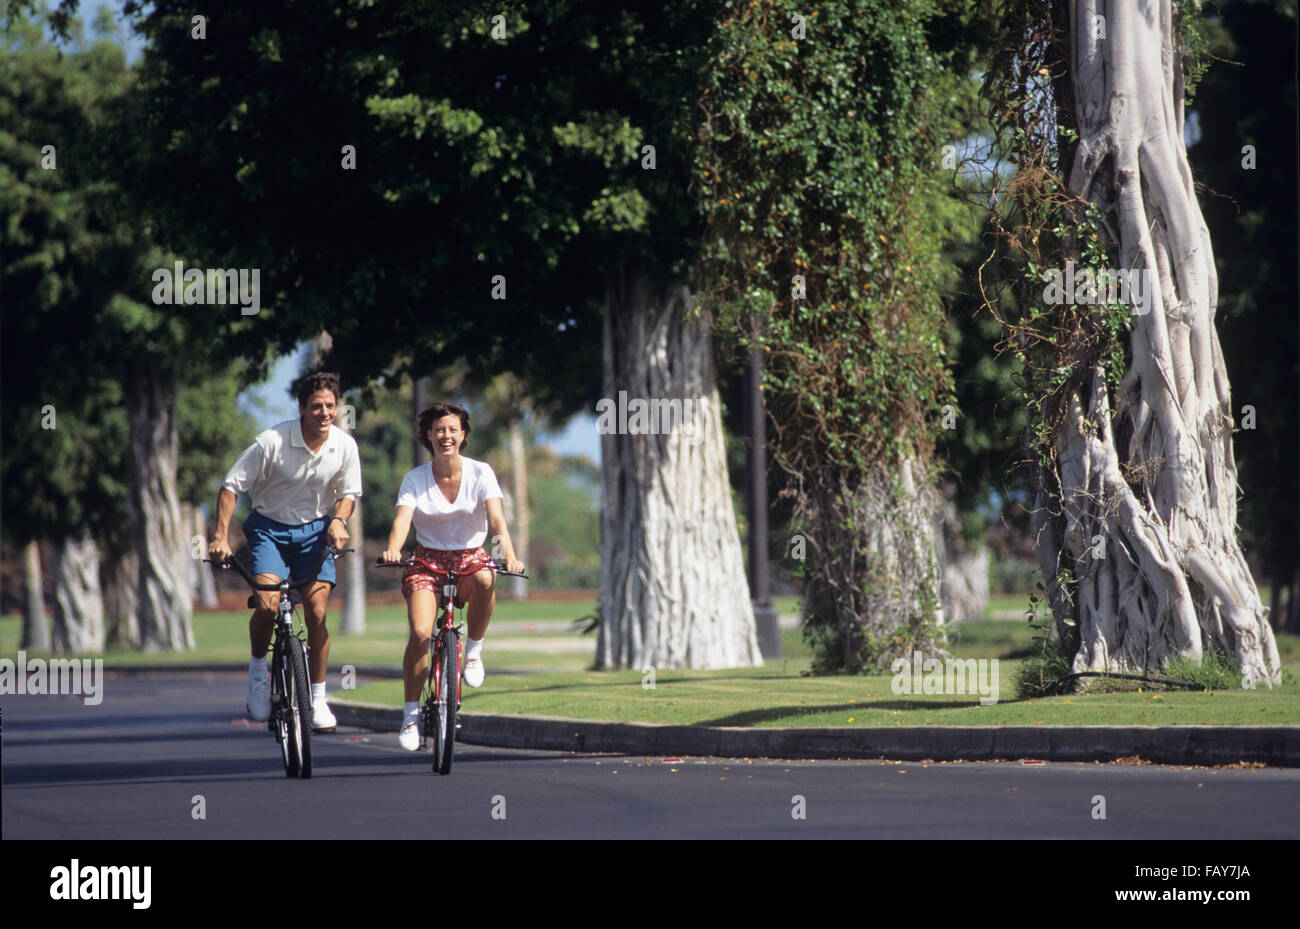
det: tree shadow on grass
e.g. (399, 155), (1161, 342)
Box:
(493, 672), (816, 696)
(699, 699), (991, 727)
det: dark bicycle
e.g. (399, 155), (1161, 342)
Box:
(379, 554), (527, 774)
(207, 544), (350, 778)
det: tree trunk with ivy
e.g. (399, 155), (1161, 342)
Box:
(690, 0), (956, 672)
(796, 457), (947, 670)
(596, 271), (762, 671)
(1002, 0), (1280, 686)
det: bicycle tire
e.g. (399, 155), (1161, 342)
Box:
(433, 628), (458, 775)
(286, 636), (313, 779)
(272, 644), (297, 777)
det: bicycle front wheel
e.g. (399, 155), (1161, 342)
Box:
(286, 636), (313, 779)
(432, 628), (458, 775)
(272, 645), (297, 778)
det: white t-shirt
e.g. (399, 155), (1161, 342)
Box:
(396, 457), (503, 550)
(223, 420), (363, 525)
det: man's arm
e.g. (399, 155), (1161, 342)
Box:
(325, 436), (363, 548)
(326, 497), (356, 548)
(211, 436), (265, 561)
(208, 488), (238, 561)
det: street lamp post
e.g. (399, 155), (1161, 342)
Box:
(744, 325), (781, 658)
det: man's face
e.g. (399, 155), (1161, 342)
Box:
(300, 389), (338, 433)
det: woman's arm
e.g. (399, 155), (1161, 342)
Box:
(485, 498), (524, 574)
(382, 505), (415, 563)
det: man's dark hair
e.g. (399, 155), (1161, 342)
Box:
(295, 371), (342, 407)
(417, 402), (471, 453)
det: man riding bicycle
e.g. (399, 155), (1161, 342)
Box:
(208, 371), (363, 731)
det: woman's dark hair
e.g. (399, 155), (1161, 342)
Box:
(295, 371), (342, 407)
(417, 402), (471, 453)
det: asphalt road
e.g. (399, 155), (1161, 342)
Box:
(3, 672), (1298, 840)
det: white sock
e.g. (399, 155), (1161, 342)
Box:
(250, 656), (267, 677)
(312, 682), (326, 702)
(466, 637), (483, 658)
(403, 701), (419, 720)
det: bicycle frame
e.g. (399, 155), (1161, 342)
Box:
(407, 558), (489, 715)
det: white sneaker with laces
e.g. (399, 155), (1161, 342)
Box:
(398, 716), (421, 751)
(312, 697), (337, 731)
(463, 654), (485, 688)
(247, 666), (271, 722)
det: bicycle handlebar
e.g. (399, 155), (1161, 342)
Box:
(376, 554), (529, 580)
(206, 544), (351, 591)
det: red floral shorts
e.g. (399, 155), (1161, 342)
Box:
(401, 546), (493, 599)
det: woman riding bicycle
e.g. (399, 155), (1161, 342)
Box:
(380, 401), (525, 751)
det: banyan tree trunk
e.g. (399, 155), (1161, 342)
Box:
(192, 506), (219, 609)
(52, 531), (105, 653)
(127, 360), (195, 651)
(800, 456), (947, 670)
(507, 416), (529, 601)
(938, 504), (990, 625)
(1038, 0), (1280, 685)
(21, 539), (51, 651)
(597, 270), (762, 670)
(104, 548), (140, 648)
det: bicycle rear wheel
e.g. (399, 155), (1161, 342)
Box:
(286, 636), (313, 779)
(432, 628), (458, 775)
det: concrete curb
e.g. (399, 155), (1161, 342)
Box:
(328, 699), (1300, 767)
(93, 667), (1299, 766)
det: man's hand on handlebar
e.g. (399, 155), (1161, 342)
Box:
(208, 536), (233, 564)
(327, 515), (350, 550)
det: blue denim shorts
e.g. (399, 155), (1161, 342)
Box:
(244, 511), (336, 586)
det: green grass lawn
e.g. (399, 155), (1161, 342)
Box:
(0, 596), (601, 671)
(5, 595), (1297, 728)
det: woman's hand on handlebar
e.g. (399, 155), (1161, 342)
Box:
(379, 549), (406, 565)
(502, 558), (525, 575)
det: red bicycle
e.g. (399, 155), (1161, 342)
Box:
(378, 554), (527, 774)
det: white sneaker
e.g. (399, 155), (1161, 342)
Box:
(312, 697), (337, 731)
(463, 654), (485, 688)
(398, 717), (420, 751)
(247, 667), (271, 722)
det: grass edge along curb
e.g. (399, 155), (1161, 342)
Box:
(328, 698), (1300, 767)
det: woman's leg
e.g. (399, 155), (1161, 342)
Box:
(403, 589), (437, 703)
(463, 568), (496, 640)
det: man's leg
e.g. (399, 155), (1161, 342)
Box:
(246, 579), (280, 721)
(301, 581), (338, 731)
(244, 512), (291, 722)
(302, 581), (332, 684)
(249, 580), (280, 658)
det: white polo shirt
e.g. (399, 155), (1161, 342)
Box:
(223, 419), (363, 525)
(396, 457), (502, 550)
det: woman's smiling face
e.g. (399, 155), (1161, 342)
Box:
(429, 414), (465, 456)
